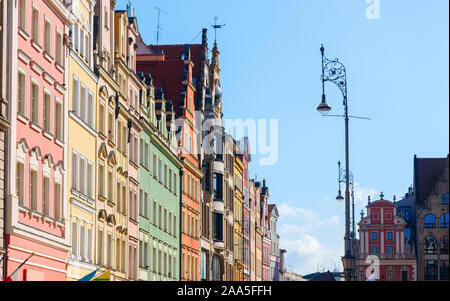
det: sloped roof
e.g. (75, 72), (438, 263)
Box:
(414, 155), (448, 205)
(309, 271), (336, 282)
(136, 43), (204, 118)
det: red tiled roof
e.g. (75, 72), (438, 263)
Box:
(136, 43), (204, 117)
(414, 155), (448, 205)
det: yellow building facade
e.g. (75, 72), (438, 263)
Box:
(234, 151), (244, 281)
(66, 0), (99, 281)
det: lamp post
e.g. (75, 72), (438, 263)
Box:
(318, 45), (354, 281)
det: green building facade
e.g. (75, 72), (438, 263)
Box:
(138, 74), (182, 281)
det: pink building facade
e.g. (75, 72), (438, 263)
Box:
(5, 0), (71, 281)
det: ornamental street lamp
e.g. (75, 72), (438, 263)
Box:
(318, 45), (354, 281)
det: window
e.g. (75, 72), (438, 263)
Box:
(16, 163), (25, 206)
(424, 236), (438, 254)
(106, 234), (112, 267)
(371, 246), (377, 255)
(144, 192), (148, 218)
(72, 220), (78, 255)
(19, 0), (27, 30)
(72, 151), (78, 190)
(371, 232), (377, 240)
(56, 32), (63, 65)
(88, 91), (94, 127)
(44, 19), (51, 54)
(98, 164), (104, 197)
(99, 104), (105, 135)
(31, 81), (39, 125)
(214, 173), (223, 200)
(108, 112), (113, 140)
(79, 157), (85, 194)
(43, 176), (50, 216)
(80, 223), (85, 259)
(80, 28), (84, 57)
(440, 261), (449, 280)
(87, 161), (93, 198)
(442, 193), (449, 205)
(424, 260), (438, 280)
(97, 229), (103, 265)
(17, 72), (26, 116)
(30, 168), (38, 211)
(55, 101), (62, 140)
(440, 213), (449, 228)
(387, 246), (393, 255)
(108, 171), (113, 203)
(72, 77), (79, 115)
(387, 232), (393, 240)
(54, 183), (61, 221)
(116, 238), (120, 270)
(424, 214), (436, 228)
(32, 7), (39, 42)
(441, 236), (449, 255)
(80, 84), (86, 122)
(87, 227), (92, 262)
(43, 92), (51, 133)
(213, 212), (223, 241)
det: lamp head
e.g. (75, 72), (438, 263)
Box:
(317, 94), (332, 115)
(336, 190), (344, 202)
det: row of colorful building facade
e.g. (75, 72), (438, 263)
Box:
(355, 155), (449, 281)
(0, 0), (282, 281)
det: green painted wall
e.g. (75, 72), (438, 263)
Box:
(139, 126), (181, 281)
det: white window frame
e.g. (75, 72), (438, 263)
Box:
(55, 97), (63, 140)
(17, 68), (27, 116)
(72, 75), (79, 115)
(43, 88), (52, 134)
(31, 4), (40, 43)
(43, 16), (52, 55)
(30, 78), (40, 125)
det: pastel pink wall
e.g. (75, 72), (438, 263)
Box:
(17, 0), (66, 223)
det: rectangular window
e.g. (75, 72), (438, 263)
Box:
(55, 101), (62, 140)
(99, 104), (105, 135)
(32, 7), (39, 42)
(43, 176), (50, 216)
(144, 192), (148, 218)
(387, 246), (393, 255)
(16, 163), (25, 207)
(108, 113), (114, 141)
(98, 164), (104, 197)
(387, 232), (393, 240)
(87, 227), (92, 261)
(213, 212), (223, 241)
(372, 246), (378, 255)
(72, 221), (78, 255)
(19, 0), (27, 30)
(80, 84), (86, 122)
(56, 32), (63, 65)
(108, 171), (113, 203)
(79, 157), (85, 194)
(72, 151), (78, 190)
(87, 161), (93, 198)
(139, 190), (143, 216)
(43, 92), (51, 133)
(88, 91), (94, 127)
(17, 72), (26, 115)
(97, 229), (103, 265)
(80, 223), (86, 259)
(371, 232), (377, 240)
(72, 77), (79, 115)
(31, 82), (39, 125)
(54, 183), (61, 221)
(44, 19), (51, 54)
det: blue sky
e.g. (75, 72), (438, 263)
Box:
(117, 0), (449, 275)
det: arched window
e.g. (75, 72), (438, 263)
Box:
(440, 236), (449, 255)
(424, 214), (436, 228)
(212, 255), (221, 281)
(440, 213), (449, 228)
(424, 236), (438, 254)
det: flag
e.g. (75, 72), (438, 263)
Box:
(5, 253), (34, 281)
(92, 270), (110, 281)
(78, 266), (104, 281)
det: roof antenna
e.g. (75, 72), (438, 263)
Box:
(211, 17), (225, 43)
(155, 7), (168, 45)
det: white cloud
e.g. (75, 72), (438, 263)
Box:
(353, 183), (378, 205)
(278, 203), (317, 221)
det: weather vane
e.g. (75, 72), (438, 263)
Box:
(211, 17), (225, 43)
